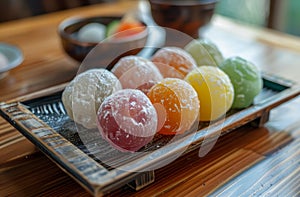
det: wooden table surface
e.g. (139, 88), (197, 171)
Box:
(1, 1), (300, 196)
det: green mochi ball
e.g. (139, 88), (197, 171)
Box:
(184, 38), (224, 67)
(219, 57), (263, 109)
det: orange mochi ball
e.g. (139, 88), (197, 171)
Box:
(111, 56), (163, 91)
(185, 66), (234, 121)
(151, 47), (197, 79)
(147, 78), (199, 135)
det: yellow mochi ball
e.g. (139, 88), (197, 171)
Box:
(185, 66), (234, 121)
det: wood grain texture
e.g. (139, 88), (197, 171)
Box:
(0, 0), (300, 196)
(0, 125), (293, 197)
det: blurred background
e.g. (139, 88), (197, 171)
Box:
(215, 0), (300, 37)
(0, 0), (299, 37)
(0, 0), (116, 22)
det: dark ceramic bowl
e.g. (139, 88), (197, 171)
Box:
(58, 15), (148, 66)
(149, 0), (218, 38)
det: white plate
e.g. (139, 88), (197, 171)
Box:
(0, 43), (23, 79)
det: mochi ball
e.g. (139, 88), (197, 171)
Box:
(78, 23), (106, 43)
(219, 57), (263, 108)
(111, 55), (163, 91)
(62, 68), (122, 129)
(151, 47), (197, 79)
(185, 66), (234, 121)
(97, 89), (158, 152)
(184, 38), (224, 67)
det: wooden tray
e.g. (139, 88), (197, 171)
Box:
(1, 73), (300, 196)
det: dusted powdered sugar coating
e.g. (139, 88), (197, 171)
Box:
(184, 39), (224, 67)
(62, 69), (122, 129)
(219, 57), (263, 108)
(185, 66), (234, 121)
(147, 78), (199, 135)
(62, 80), (75, 120)
(151, 47), (197, 79)
(97, 89), (158, 152)
(111, 56), (163, 90)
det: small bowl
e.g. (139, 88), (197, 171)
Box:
(58, 15), (149, 68)
(0, 43), (23, 79)
(149, 0), (218, 38)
